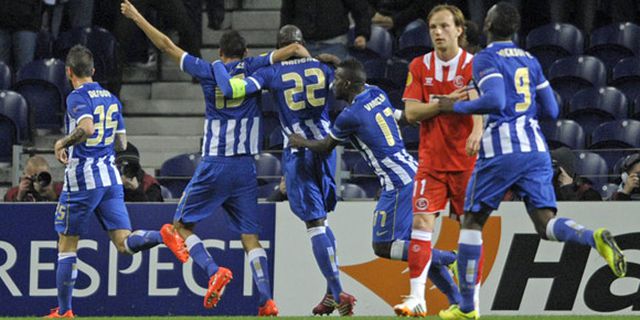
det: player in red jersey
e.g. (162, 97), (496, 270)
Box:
(393, 4), (484, 318)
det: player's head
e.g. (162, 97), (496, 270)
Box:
(484, 1), (520, 41)
(427, 4), (466, 52)
(65, 45), (94, 81)
(219, 30), (247, 60)
(334, 59), (366, 101)
(277, 24), (304, 49)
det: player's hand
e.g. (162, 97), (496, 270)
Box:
(466, 129), (482, 156)
(354, 36), (367, 50)
(446, 87), (470, 101)
(54, 140), (68, 165)
(622, 173), (639, 194)
(315, 53), (341, 67)
(122, 175), (140, 190)
(294, 43), (311, 58)
(436, 96), (456, 112)
(121, 0), (141, 21)
(288, 133), (306, 148)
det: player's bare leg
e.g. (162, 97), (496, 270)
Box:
(394, 214), (435, 317)
(45, 235), (79, 318)
(530, 208), (626, 277)
(241, 234), (278, 316)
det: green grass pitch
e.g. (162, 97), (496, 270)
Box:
(2, 316), (640, 319)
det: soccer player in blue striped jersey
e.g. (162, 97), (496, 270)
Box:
(121, 1), (309, 315)
(46, 45), (165, 318)
(212, 25), (357, 316)
(289, 59), (461, 317)
(436, 3), (627, 319)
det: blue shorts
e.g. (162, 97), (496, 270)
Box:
(283, 148), (338, 222)
(465, 152), (557, 213)
(174, 156), (260, 234)
(54, 185), (131, 235)
(372, 182), (413, 243)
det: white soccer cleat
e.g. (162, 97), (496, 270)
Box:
(393, 295), (427, 317)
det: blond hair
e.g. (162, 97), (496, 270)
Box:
(427, 4), (467, 47)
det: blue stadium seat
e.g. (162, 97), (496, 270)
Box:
(526, 23), (584, 73)
(260, 91), (277, 115)
(348, 25), (393, 62)
(610, 57), (640, 102)
(587, 23), (640, 72)
(0, 90), (30, 143)
(540, 119), (585, 149)
(158, 153), (201, 196)
(402, 126), (420, 149)
(567, 87), (629, 133)
(267, 127), (284, 150)
(589, 120), (640, 167)
(255, 152), (281, 185)
(258, 182), (279, 199)
(548, 56), (607, 110)
(599, 183), (620, 200)
(574, 151), (609, 190)
(0, 61), (11, 90)
(0, 115), (17, 163)
(340, 183), (368, 199)
(396, 19), (432, 61)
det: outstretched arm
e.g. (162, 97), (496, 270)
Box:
(121, 0), (185, 65)
(288, 133), (340, 153)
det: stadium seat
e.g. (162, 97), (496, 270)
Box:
(348, 25), (393, 62)
(567, 87), (629, 133)
(574, 151), (609, 190)
(15, 58), (70, 96)
(396, 19), (432, 61)
(0, 61), (11, 90)
(548, 56), (607, 110)
(0, 115), (18, 163)
(599, 183), (620, 200)
(611, 155), (629, 184)
(586, 22), (640, 72)
(402, 126), (420, 149)
(0, 90), (30, 143)
(158, 153), (201, 196)
(589, 119), (640, 167)
(258, 181), (279, 199)
(255, 152), (281, 185)
(267, 127), (284, 150)
(340, 183), (368, 200)
(159, 185), (173, 199)
(526, 23), (584, 73)
(634, 96), (640, 120)
(610, 57), (640, 102)
(540, 119), (585, 150)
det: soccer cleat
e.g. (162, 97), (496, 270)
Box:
(393, 295), (426, 317)
(593, 228), (627, 278)
(312, 293), (336, 315)
(258, 299), (279, 316)
(43, 307), (75, 318)
(203, 267), (233, 309)
(448, 250), (459, 285)
(160, 224), (189, 263)
(436, 304), (478, 319)
(336, 292), (357, 316)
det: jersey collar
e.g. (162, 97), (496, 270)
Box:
(434, 47), (462, 68)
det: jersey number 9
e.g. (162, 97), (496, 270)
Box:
(281, 68), (326, 111)
(86, 104), (118, 147)
(514, 67), (532, 112)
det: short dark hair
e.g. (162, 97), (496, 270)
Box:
(488, 2), (521, 39)
(220, 30), (246, 59)
(277, 24), (304, 48)
(65, 45), (94, 78)
(337, 59), (366, 86)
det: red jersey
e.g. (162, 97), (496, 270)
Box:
(402, 49), (476, 172)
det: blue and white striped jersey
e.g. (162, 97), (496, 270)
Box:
(246, 57), (334, 150)
(64, 82), (125, 192)
(331, 86), (417, 191)
(472, 42), (550, 159)
(180, 52), (273, 157)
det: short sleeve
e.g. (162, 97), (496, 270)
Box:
(180, 53), (215, 81)
(402, 58), (424, 102)
(472, 52), (502, 90)
(66, 92), (92, 123)
(247, 66), (275, 90)
(115, 102), (125, 133)
(245, 52), (274, 72)
(330, 108), (359, 141)
(531, 57), (550, 91)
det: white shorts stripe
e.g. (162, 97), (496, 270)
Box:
(481, 125), (495, 158)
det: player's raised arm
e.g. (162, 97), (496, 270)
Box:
(271, 43), (311, 63)
(121, 0), (185, 65)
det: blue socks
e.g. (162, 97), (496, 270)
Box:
(546, 217), (595, 248)
(429, 249), (461, 305)
(308, 226), (343, 302)
(248, 248), (273, 306)
(185, 234), (219, 277)
(125, 230), (163, 254)
(324, 224), (339, 296)
(457, 230), (483, 313)
(56, 252), (77, 314)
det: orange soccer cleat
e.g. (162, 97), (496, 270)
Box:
(160, 224), (189, 263)
(203, 267), (233, 309)
(258, 299), (279, 316)
(43, 307), (75, 318)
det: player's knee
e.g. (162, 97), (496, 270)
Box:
(114, 241), (129, 254)
(372, 242), (391, 259)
